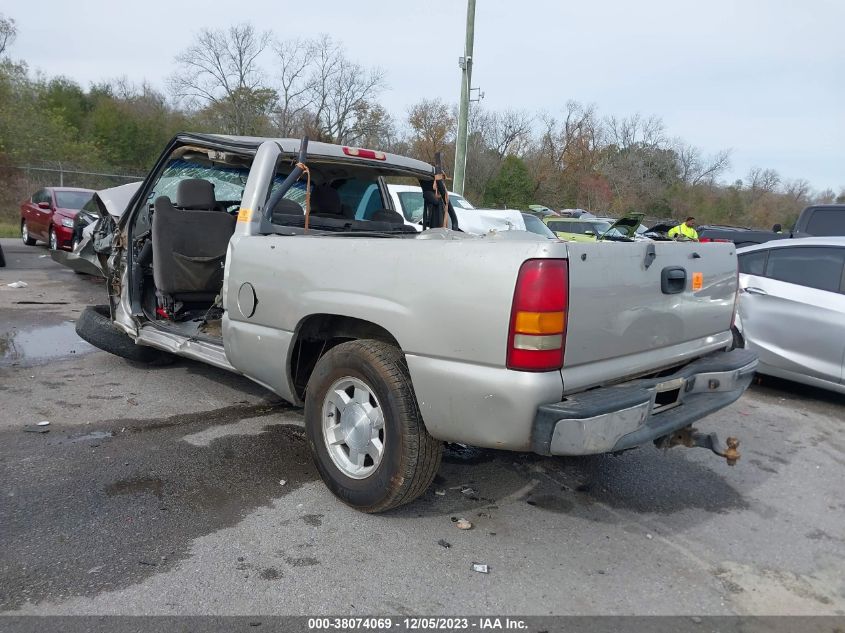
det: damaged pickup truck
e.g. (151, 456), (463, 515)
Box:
(74, 133), (757, 512)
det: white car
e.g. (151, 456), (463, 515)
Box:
(386, 184), (526, 235)
(736, 237), (845, 394)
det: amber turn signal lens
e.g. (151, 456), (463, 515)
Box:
(513, 310), (565, 335)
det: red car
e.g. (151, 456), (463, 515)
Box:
(20, 187), (95, 250)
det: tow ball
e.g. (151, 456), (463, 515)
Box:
(655, 426), (741, 466)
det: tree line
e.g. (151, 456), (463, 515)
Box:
(1, 15), (842, 229)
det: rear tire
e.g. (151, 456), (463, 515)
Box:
(75, 305), (173, 364)
(21, 221), (36, 246)
(0, 244), (5, 268)
(304, 339), (442, 513)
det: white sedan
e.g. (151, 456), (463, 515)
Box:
(736, 237), (845, 394)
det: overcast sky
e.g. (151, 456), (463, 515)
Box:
(5, 0), (843, 191)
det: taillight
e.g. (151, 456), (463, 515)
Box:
(507, 259), (569, 371)
(700, 238), (731, 243)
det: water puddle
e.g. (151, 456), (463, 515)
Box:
(104, 477), (164, 499)
(70, 431), (114, 443)
(0, 322), (96, 367)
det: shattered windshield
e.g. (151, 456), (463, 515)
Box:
(149, 160), (250, 208)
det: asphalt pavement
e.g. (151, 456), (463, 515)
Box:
(1, 237), (844, 615)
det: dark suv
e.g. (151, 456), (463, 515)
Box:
(792, 204), (845, 238)
(696, 224), (787, 248)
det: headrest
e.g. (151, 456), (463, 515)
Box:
(369, 209), (404, 224)
(272, 198), (304, 215)
(175, 179), (216, 210)
(311, 184), (341, 215)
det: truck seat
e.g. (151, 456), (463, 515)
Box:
(152, 179), (236, 301)
(310, 184), (352, 219)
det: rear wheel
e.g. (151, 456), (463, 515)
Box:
(304, 339), (442, 513)
(75, 305), (174, 364)
(21, 221), (36, 246)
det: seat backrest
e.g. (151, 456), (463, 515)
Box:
(310, 184), (344, 217)
(152, 195), (236, 298)
(175, 178), (216, 210)
(271, 198), (304, 225)
(369, 209), (404, 224)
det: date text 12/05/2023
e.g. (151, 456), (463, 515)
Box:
(307, 617), (528, 630)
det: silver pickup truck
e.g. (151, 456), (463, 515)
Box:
(72, 133), (757, 513)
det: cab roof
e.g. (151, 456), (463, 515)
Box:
(177, 133), (436, 178)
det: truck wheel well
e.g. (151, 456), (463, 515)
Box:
(290, 315), (401, 400)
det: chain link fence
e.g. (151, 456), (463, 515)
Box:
(13, 162), (145, 190)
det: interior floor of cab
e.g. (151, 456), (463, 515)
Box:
(149, 314), (222, 340)
(139, 268), (224, 342)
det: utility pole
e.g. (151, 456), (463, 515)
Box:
(453, 0), (476, 196)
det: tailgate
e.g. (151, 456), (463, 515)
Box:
(564, 241), (737, 373)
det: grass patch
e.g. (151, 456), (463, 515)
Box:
(0, 221), (19, 238)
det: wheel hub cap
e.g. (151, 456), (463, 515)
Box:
(341, 403), (373, 451)
(321, 377), (385, 479)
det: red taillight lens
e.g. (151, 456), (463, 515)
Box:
(507, 259), (569, 371)
(342, 146), (386, 160)
(700, 238), (731, 243)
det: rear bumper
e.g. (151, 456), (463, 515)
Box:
(531, 349), (757, 456)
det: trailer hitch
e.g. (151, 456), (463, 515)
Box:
(655, 426), (741, 466)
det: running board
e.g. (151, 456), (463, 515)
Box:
(136, 325), (238, 373)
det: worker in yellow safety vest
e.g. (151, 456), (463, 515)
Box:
(668, 216), (699, 241)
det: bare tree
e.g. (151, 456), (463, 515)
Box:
(272, 37), (315, 136)
(309, 35), (385, 143)
(538, 101), (600, 169)
(170, 23), (272, 134)
(605, 113), (665, 149)
(783, 178), (811, 205)
(747, 167), (780, 195)
(674, 141), (731, 185)
(271, 34), (386, 144)
(815, 188), (836, 204)
(485, 109), (533, 159)
(0, 14), (16, 57)
(525, 101), (601, 205)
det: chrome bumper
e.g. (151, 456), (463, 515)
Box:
(531, 349), (758, 456)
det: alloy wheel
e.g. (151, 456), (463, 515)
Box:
(321, 376), (385, 479)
